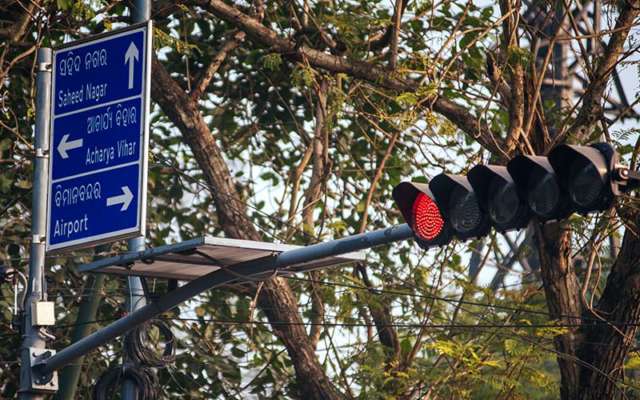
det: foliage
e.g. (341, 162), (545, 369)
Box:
(1, 0), (639, 398)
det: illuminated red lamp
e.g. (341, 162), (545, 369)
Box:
(392, 182), (452, 249)
(412, 193), (444, 241)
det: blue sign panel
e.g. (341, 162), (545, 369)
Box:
(49, 164), (140, 246)
(51, 98), (141, 180)
(46, 22), (151, 252)
(54, 31), (144, 115)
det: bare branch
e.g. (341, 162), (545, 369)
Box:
(389, 0), (403, 70)
(563, 0), (640, 141)
(368, 0), (409, 51)
(200, 0), (504, 157)
(190, 31), (245, 100)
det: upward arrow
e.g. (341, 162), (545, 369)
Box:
(124, 42), (139, 90)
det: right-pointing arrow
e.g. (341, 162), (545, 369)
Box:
(57, 134), (83, 159)
(106, 186), (134, 211)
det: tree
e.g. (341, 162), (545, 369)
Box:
(1, 0), (640, 398)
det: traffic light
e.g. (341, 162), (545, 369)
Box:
(393, 143), (627, 248)
(392, 182), (452, 249)
(467, 165), (530, 231)
(429, 174), (490, 240)
(548, 143), (619, 214)
(507, 155), (572, 221)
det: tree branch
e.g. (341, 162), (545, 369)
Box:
(577, 226), (640, 399)
(199, 0), (504, 157)
(368, 0), (409, 51)
(151, 57), (343, 400)
(563, 0), (640, 142)
(388, 0), (403, 70)
(534, 221), (583, 399)
(190, 31), (245, 100)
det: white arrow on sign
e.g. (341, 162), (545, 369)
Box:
(57, 134), (83, 159)
(124, 42), (139, 89)
(106, 186), (134, 211)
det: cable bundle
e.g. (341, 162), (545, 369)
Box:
(93, 365), (159, 400)
(124, 319), (176, 368)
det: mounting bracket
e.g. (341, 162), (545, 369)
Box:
(28, 347), (59, 393)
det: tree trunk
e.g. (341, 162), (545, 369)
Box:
(535, 222), (583, 399)
(151, 57), (343, 400)
(577, 228), (640, 399)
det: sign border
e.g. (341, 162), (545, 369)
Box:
(46, 21), (152, 253)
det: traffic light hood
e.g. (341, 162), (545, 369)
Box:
(468, 165), (530, 231)
(548, 142), (618, 213)
(430, 174), (490, 240)
(507, 155), (572, 221)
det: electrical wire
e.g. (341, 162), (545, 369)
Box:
(92, 365), (159, 400)
(284, 275), (559, 320)
(124, 319), (176, 368)
(163, 316), (640, 330)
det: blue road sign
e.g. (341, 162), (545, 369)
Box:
(46, 22), (151, 252)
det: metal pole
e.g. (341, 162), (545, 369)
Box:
(122, 238), (146, 399)
(56, 274), (105, 400)
(37, 224), (413, 375)
(121, 1), (150, 398)
(132, 0), (151, 21)
(19, 48), (52, 399)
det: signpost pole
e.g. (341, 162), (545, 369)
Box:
(19, 48), (52, 400)
(122, 1), (150, 399)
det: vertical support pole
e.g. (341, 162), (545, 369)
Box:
(122, 238), (146, 400)
(56, 273), (105, 400)
(122, 3), (149, 399)
(19, 48), (52, 400)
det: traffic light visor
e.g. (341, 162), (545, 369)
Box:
(507, 155), (571, 221)
(468, 165), (529, 231)
(430, 174), (490, 239)
(548, 143), (617, 213)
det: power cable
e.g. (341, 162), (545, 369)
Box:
(163, 316), (640, 330)
(92, 365), (159, 400)
(124, 319), (176, 368)
(283, 275), (617, 326)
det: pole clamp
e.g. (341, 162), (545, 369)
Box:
(35, 148), (49, 158)
(38, 62), (52, 72)
(32, 235), (45, 244)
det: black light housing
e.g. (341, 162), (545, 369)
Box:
(392, 182), (453, 248)
(548, 142), (619, 214)
(507, 155), (572, 221)
(468, 165), (530, 232)
(392, 143), (630, 252)
(429, 174), (490, 240)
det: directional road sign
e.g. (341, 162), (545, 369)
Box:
(46, 22), (152, 252)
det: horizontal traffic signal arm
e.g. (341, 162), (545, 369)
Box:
(393, 143), (634, 248)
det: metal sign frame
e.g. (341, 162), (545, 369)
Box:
(46, 21), (152, 252)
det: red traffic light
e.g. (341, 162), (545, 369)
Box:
(412, 192), (445, 241)
(392, 182), (452, 248)
(393, 142), (627, 250)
